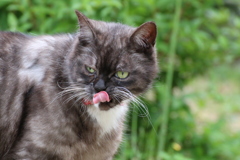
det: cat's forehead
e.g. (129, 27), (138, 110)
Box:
(78, 47), (133, 73)
(92, 21), (135, 47)
(78, 53), (97, 66)
(91, 20), (135, 36)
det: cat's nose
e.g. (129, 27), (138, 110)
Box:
(94, 79), (106, 92)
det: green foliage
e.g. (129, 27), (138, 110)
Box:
(1, 0), (240, 159)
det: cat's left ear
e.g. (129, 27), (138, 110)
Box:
(75, 11), (96, 38)
(130, 22), (157, 47)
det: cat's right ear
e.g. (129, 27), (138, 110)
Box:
(130, 22), (157, 48)
(75, 11), (96, 39)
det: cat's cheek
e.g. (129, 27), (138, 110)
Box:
(73, 72), (95, 84)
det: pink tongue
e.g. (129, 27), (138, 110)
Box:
(93, 91), (110, 104)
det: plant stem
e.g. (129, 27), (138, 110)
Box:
(158, 0), (182, 158)
(131, 107), (138, 154)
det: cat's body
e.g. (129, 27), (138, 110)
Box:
(0, 11), (157, 160)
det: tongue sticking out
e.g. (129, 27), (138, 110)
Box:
(82, 91), (110, 105)
(93, 91), (110, 104)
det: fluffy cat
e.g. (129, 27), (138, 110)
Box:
(0, 11), (157, 160)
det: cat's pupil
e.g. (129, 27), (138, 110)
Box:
(116, 71), (129, 79)
(87, 66), (95, 73)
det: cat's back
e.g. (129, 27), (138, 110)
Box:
(0, 32), (29, 83)
(0, 31), (28, 42)
(0, 32), (29, 74)
(0, 32), (30, 158)
(0, 32), (71, 158)
(0, 31), (28, 54)
(0, 32), (72, 82)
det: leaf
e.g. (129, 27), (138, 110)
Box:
(7, 12), (18, 31)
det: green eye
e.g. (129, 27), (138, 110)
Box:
(86, 66), (95, 73)
(115, 71), (129, 79)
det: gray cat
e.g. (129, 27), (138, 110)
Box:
(0, 11), (158, 160)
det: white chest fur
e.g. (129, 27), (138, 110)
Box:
(87, 102), (129, 135)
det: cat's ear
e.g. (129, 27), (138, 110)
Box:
(75, 11), (96, 38)
(130, 22), (157, 47)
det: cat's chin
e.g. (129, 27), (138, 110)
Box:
(98, 101), (115, 110)
(82, 98), (117, 110)
(93, 99), (124, 111)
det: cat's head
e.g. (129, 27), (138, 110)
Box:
(65, 11), (158, 110)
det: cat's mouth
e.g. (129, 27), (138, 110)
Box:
(98, 99), (118, 110)
(82, 91), (110, 105)
(82, 91), (122, 110)
(82, 99), (117, 110)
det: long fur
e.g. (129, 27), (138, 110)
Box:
(0, 11), (157, 160)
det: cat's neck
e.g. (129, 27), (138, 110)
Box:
(87, 101), (129, 135)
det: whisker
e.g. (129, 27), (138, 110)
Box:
(64, 92), (86, 104)
(114, 87), (157, 134)
(112, 94), (123, 104)
(71, 93), (87, 107)
(50, 83), (89, 107)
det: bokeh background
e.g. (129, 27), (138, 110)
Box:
(1, 0), (240, 159)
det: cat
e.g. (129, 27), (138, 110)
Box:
(0, 11), (158, 160)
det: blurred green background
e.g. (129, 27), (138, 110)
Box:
(1, 0), (240, 159)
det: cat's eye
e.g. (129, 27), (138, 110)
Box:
(115, 71), (129, 79)
(86, 66), (95, 73)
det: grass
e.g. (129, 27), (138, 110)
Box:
(179, 63), (240, 133)
(115, 63), (240, 160)
(174, 63), (240, 160)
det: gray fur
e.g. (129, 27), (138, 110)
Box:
(0, 11), (157, 160)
